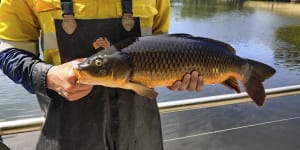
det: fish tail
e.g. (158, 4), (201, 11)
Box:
(241, 59), (276, 106)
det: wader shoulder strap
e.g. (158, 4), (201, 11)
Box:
(60, 0), (77, 34)
(59, 0), (134, 33)
(121, 0), (135, 31)
(122, 0), (133, 14)
(61, 0), (74, 16)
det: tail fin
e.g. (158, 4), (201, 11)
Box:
(242, 59), (276, 106)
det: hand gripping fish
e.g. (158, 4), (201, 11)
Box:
(74, 34), (276, 106)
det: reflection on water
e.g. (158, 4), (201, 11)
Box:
(244, 1), (300, 17)
(275, 25), (300, 72)
(172, 0), (246, 19)
(277, 25), (300, 47)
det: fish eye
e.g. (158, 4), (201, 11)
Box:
(94, 58), (103, 67)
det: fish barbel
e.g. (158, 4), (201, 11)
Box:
(74, 34), (276, 106)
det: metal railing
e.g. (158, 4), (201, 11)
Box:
(0, 117), (44, 135)
(1, 84), (300, 136)
(159, 84), (300, 113)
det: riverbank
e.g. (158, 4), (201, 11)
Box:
(244, 1), (300, 16)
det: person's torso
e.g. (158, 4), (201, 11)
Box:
(33, 0), (159, 64)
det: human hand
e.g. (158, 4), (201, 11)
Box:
(46, 59), (94, 101)
(168, 71), (204, 92)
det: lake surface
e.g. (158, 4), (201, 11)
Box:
(1, 0), (300, 149)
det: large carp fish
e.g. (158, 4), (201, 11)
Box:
(74, 34), (276, 106)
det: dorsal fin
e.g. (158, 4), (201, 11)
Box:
(168, 33), (236, 54)
(168, 33), (193, 38)
(189, 36), (236, 54)
(113, 37), (139, 50)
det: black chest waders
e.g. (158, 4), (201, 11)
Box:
(36, 1), (163, 149)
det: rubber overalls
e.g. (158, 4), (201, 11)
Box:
(36, 0), (164, 149)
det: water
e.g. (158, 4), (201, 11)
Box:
(1, 0), (300, 148)
(162, 95), (300, 150)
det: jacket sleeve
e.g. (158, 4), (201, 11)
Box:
(0, 0), (53, 96)
(152, 0), (171, 34)
(0, 0), (40, 43)
(0, 48), (53, 96)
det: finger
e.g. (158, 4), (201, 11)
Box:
(178, 74), (190, 91)
(65, 87), (94, 101)
(196, 76), (204, 92)
(57, 88), (66, 97)
(187, 71), (199, 91)
(69, 74), (78, 84)
(65, 84), (93, 94)
(168, 81), (181, 91)
(72, 58), (86, 63)
(72, 84), (94, 91)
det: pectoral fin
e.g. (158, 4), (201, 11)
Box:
(127, 82), (158, 99)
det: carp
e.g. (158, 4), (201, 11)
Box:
(74, 34), (276, 106)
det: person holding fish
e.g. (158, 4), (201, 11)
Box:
(0, 0), (204, 149)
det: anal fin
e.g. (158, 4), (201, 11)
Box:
(222, 77), (241, 93)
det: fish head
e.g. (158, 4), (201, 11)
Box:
(74, 51), (133, 87)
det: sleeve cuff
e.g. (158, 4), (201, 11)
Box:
(32, 62), (53, 97)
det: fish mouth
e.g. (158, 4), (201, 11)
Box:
(73, 68), (82, 83)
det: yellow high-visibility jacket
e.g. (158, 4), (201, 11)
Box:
(0, 0), (170, 65)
